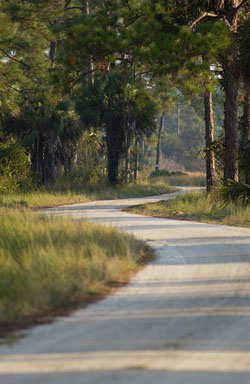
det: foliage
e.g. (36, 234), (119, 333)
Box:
(3, 99), (81, 185)
(218, 180), (250, 204)
(0, 179), (172, 209)
(239, 145), (250, 183)
(238, 16), (250, 82)
(76, 130), (104, 185)
(160, 99), (206, 171)
(0, 208), (153, 325)
(150, 170), (186, 177)
(128, 190), (250, 227)
(1, 0), (250, 191)
(150, 172), (206, 187)
(203, 133), (225, 175)
(0, 141), (32, 193)
(76, 70), (158, 184)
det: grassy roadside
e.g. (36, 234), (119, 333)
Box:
(0, 208), (154, 337)
(0, 181), (172, 209)
(127, 190), (250, 228)
(150, 172), (205, 187)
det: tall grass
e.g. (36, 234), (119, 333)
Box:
(0, 180), (172, 209)
(129, 190), (250, 227)
(150, 172), (205, 187)
(0, 208), (153, 327)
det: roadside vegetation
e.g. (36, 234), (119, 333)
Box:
(0, 180), (172, 209)
(1, 1), (250, 335)
(150, 171), (205, 187)
(128, 190), (250, 228)
(0, 207), (153, 335)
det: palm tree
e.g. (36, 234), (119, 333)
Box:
(76, 70), (157, 185)
(3, 99), (81, 185)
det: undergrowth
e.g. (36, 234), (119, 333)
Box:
(0, 208), (153, 329)
(0, 180), (172, 209)
(149, 172), (205, 187)
(128, 190), (250, 227)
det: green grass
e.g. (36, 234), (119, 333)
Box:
(128, 190), (250, 228)
(0, 208), (153, 331)
(0, 181), (172, 209)
(150, 172), (205, 187)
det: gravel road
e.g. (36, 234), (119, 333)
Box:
(1, 188), (250, 384)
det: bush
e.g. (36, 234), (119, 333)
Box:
(219, 180), (250, 204)
(0, 142), (32, 193)
(0, 208), (152, 324)
(150, 170), (187, 177)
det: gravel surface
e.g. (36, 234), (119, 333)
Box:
(1, 188), (250, 384)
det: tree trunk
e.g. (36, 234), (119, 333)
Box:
(37, 135), (44, 185)
(220, 3), (241, 183)
(139, 134), (144, 167)
(243, 86), (250, 142)
(177, 104), (180, 135)
(242, 86), (250, 184)
(107, 144), (119, 185)
(134, 136), (139, 181)
(204, 90), (215, 192)
(106, 117), (123, 185)
(49, 41), (56, 66)
(125, 137), (130, 183)
(82, 0), (93, 85)
(155, 112), (164, 172)
(222, 51), (240, 182)
(46, 132), (55, 183)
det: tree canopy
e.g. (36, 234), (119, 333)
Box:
(0, 0), (250, 190)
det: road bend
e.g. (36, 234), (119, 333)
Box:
(1, 188), (250, 384)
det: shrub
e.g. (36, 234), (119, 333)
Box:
(0, 141), (32, 193)
(219, 180), (250, 204)
(150, 170), (187, 177)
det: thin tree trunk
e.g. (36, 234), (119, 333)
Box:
(243, 86), (250, 142)
(155, 112), (164, 173)
(177, 104), (180, 135)
(107, 145), (119, 185)
(46, 132), (55, 183)
(222, 55), (240, 182)
(82, 0), (93, 85)
(134, 136), (139, 181)
(49, 41), (56, 66)
(139, 134), (144, 167)
(125, 140), (130, 183)
(242, 86), (250, 184)
(38, 135), (44, 185)
(221, 3), (241, 183)
(204, 90), (215, 192)
(106, 115), (122, 185)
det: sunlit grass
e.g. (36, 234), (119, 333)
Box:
(128, 190), (250, 228)
(0, 181), (172, 209)
(0, 208), (153, 328)
(150, 172), (205, 187)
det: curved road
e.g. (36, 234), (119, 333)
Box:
(1, 188), (250, 384)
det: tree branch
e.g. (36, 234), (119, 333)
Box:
(0, 78), (22, 93)
(221, 15), (235, 32)
(122, 14), (142, 28)
(235, 0), (250, 11)
(21, 20), (53, 42)
(0, 47), (30, 68)
(190, 12), (235, 33)
(64, 0), (72, 9)
(72, 68), (97, 85)
(190, 12), (219, 30)
(64, 7), (82, 11)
